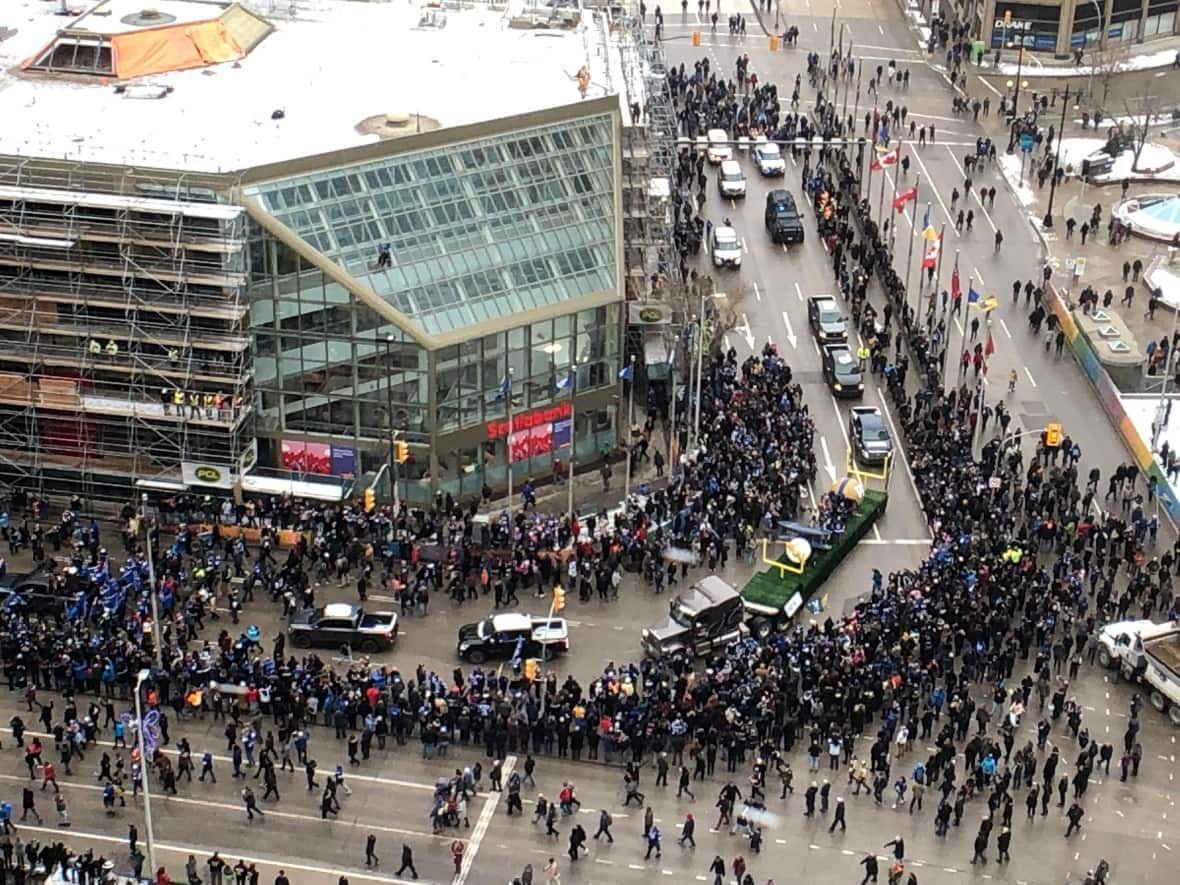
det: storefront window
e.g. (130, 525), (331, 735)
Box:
(992, 2), (1061, 50)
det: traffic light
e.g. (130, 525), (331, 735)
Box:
(1045, 422), (1063, 447)
(395, 440), (409, 463)
(363, 488), (376, 511)
(552, 588), (566, 612)
(524, 659), (538, 681)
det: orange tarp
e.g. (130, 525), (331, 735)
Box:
(111, 20), (244, 80)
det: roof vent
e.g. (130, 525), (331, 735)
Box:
(122, 8), (178, 26)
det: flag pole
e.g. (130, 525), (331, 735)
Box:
(905, 175), (922, 310)
(668, 347), (678, 479)
(623, 353), (637, 502)
(505, 367), (514, 525)
(887, 140), (903, 255)
(567, 370), (576, 524)
(944, 272), (968, 392)
(876, 147), (888, 226)
(864, 135), (875, 203)
(933, 222), (947, 304)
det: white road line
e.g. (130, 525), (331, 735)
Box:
(457, 755), (515, 885)
(907, 147), (959, 240)
(977, 76), (1002, 97)
(0, 773), (450, 841)
(872, 523), (883, 541)
(19, 729), (434, 792)
(999, 318), (1012, 338)
(794, 281), (804, 302)
(878, 25), (884, 35)
(973, 268), (988, 290)
(1024, 366), (1038, 388)
(741, 238), (748, 254)
(876, 388), (929, 534)
(943, 146), (998, 234)
(11, 823), (421, 885)
(754, 281), (762, 302)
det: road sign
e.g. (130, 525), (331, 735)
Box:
(1020, 133), (1035, 153)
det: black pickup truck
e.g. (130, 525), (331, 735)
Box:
(288, 602), (399, 653)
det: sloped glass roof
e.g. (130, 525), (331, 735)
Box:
(246, 114), (618, 336)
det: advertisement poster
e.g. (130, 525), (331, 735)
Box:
(330, 446), (356, 478)
(553, 417), (572, 449)
(509, 424), (553, 462)
(280, 440), (331, 475)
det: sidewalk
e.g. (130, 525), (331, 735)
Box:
(977, 42), (1180, 78)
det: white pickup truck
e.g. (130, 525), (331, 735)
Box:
(1097, 619), (1180, 727)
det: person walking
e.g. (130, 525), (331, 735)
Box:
(677, 764), (695, 800)
(20, 787), (42, 823)
(645, 823), (662, 859)
(679, 813), (697, 847)
(543, 857), (560, 885)
(593, 809), (614, 843)
(396, 844), (418, 879)
(829, 797), (847, 832)
(364, 834), (378, 866)
(1065, 802), (1084, 837)
(242, 786), (263, 820)
(859, 853), (880, 885)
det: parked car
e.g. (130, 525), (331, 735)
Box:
(765, 189), (804, 244)
(456, 612), (570, 664)
(711, 224), (742, 268)
(807, 295), (846, 343)
(717, 159), (747, 197)
(822, 344), (864, 398)
(849, 406), (893, 465)
(642, 576), (748, 659)
(753, 141), (786, 176)
(288, 602), (399, 652)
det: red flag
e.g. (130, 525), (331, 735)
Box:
(984, 330), (995, 357)
(871, 148), (899, 171)
(950, 258), (961, 300)
(893, 186), (917, 213)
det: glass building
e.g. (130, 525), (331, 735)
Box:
(239, 99), (625, 503)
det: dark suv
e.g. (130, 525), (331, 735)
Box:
(765, 189), (804, 245)
(641, 576), (748, 659)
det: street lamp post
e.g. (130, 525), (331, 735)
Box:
(134, 669), (159, 880)
(139, 494), (164, 672)
(1086, 0), (1107, 111)
(1043, 84), (1073, 229)
(383, 334), (399, 509)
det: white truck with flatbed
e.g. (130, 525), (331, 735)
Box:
(1096, 619), (1180, 726)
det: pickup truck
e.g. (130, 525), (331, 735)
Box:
(288, 602), (399, 653)
(1097, 619), (1180, 726)
(456, 612), (570, 664)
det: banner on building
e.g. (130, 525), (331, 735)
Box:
(280, 440), (332, 475)
(181, 461), (235, 490)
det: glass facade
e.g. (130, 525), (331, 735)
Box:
(246, 114), (618, 336)
(243, 111), (623, 502)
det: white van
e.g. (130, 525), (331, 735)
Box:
(718, 160), (746, 197)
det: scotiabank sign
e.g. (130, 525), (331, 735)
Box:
(486, 401), (572, 439)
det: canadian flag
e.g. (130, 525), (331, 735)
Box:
(893, 186), (917, 213)
(871, 148), (900, 171)
(921, 230), (942, 269)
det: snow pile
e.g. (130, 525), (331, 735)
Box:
(1055, 137), (1180, 182)
(1143, 259), (1180, 309)
(991, 47), (1177, 77)
(997, 154), (1038, 208)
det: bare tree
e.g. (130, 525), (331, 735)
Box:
(1121, 83), (1164, 173)
(1089, 41), (1132, 115)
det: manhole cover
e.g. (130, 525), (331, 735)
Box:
(122, 10), (178, 27)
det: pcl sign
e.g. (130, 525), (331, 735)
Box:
(182, 461), (235, 489)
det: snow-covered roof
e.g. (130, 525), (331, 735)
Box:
(0, 0), (631, 174)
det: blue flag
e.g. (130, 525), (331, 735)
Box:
(967, 287), (981, 304)
(618, 364), (633, 381)
(495, 374), (512, 400)
(921, 207), (930, 230)
(555, 370), (574, 392)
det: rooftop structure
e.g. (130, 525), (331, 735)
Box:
(0, 0), (632, 173)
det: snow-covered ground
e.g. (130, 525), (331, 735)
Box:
(1121, 394), (1180, 501)
(1054, 138), (1180, 182)
(1144, 258), (1180, 309)
(989, 47), (1177, 77)
(997, 154), (1040, 208)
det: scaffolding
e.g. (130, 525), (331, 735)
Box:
(0, 155), (253, 506)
